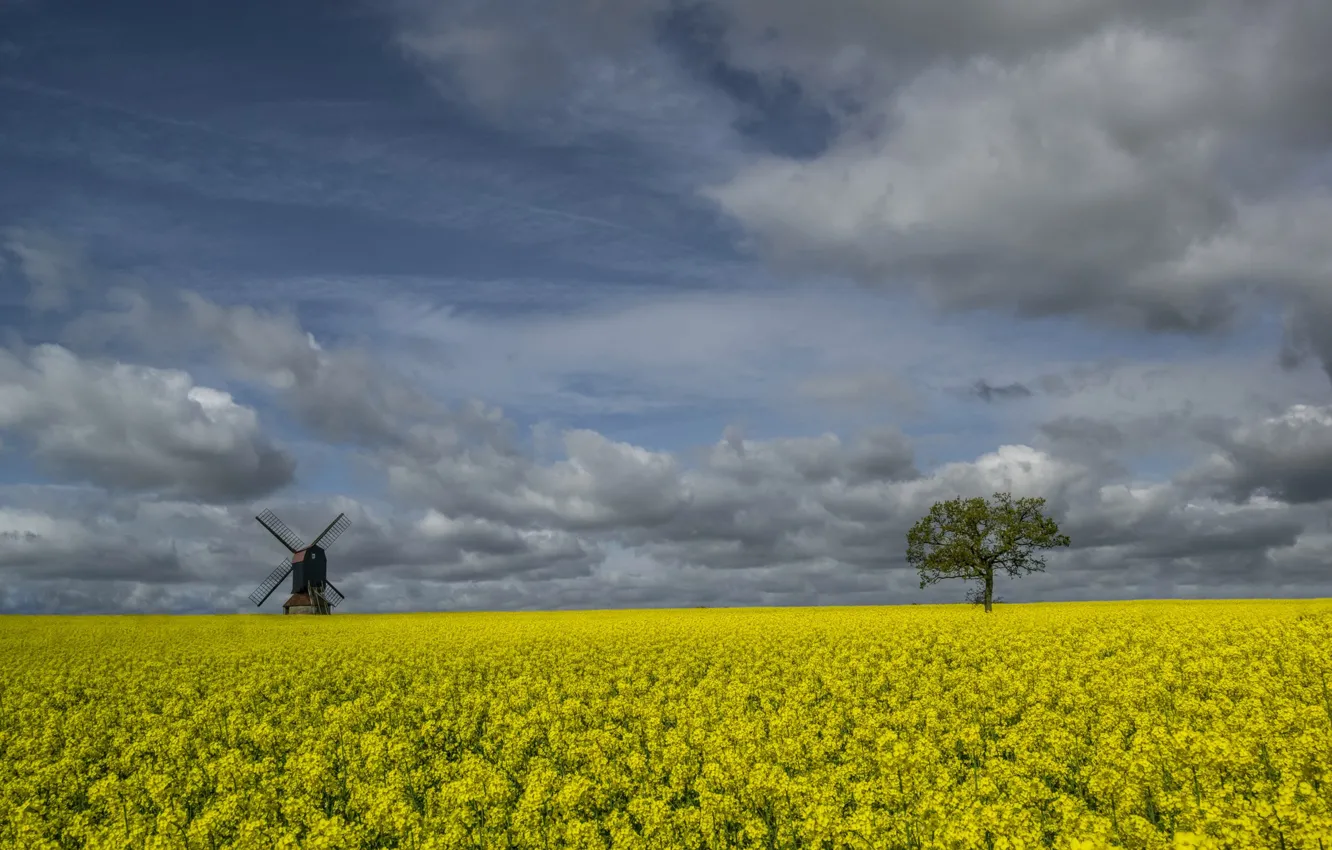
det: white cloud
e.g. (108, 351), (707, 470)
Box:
(389, 0), (1332, 354)
(0, 344), (294, 501)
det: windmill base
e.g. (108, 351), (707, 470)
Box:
(282, 592), (330, 614)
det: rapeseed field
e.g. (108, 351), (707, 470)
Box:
(1, 600), (1330, 850)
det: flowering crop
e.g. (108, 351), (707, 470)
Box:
(2, 600), (1330, 849)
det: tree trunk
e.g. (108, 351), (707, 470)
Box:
(983, 569), (993, 613)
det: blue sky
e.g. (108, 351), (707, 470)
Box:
(2, 0), (1332, 613)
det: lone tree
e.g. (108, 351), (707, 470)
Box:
(906, 492), (1070, 613)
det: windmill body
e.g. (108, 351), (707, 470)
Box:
(290, 545), (327, 594)
(249, 510), (351, 614)
(283, 545), (328, 613)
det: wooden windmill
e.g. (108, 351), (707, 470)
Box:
(248, 509), (351, 613)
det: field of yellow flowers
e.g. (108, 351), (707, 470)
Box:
(2, 600), (1331, 850)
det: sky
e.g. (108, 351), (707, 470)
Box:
(2, 0), (1332, 614)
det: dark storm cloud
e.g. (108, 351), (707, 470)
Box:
(843, 427), (918, 484)
(1034, 410), (1233, 469)
(1183, 405), (1332, 505)
(0, 580), (203, 615)
(1280, 298), (1332, 386)
(1035, 476), (1314, 597)
(1129, 518), (1304, 563)
(324, 506), (603, 585)
(0, 538), (186, 583)
(971, 380), (1034, 403)
(0, 499), (190, 585)
(20, 278), (1332, 612)
(4, 400), (1330, 614)
(1039, 417), (1126, 452)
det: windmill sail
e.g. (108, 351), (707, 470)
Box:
(256, 510), (305, 553)
(310, 513), (351, 550)
(248, 558), (293, 606)
(323, 581), (345, 608)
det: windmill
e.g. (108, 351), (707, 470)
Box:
(248, 509), (352, 614)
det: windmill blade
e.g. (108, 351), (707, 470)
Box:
(256, 510), (305, 553)
(248, 558), (293, 607)
(309, 512), (351, 550)
(323, 581), (345, 608)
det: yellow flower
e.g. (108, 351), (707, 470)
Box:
(2, 600), (1330, 849)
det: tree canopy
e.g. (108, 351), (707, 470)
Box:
(906, 491), (1070, 612)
